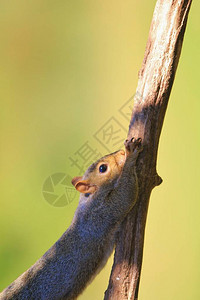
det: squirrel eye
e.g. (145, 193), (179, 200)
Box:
(99, 164), (108, 173)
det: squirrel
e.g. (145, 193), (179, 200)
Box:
(0, 137), (142, 300)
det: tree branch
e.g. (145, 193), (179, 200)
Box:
(104, 1), (192, 299)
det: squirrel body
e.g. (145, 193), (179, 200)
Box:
(0, 138), (142, 300)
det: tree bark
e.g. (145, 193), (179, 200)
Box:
(104, 1), (192, 299)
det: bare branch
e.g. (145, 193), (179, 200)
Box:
(104, 1), (192, 299)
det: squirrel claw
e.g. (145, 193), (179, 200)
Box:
(124, 138), (130, 145)
(124, 137), (134, 148)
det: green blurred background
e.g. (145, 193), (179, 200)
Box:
(0, 1), (199, 299)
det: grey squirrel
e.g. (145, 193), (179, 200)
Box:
(0, 137), (142, 300)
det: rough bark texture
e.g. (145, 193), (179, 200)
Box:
(104, 1), (192, 299)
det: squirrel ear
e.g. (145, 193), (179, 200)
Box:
(72, 178), (97, 194)
(71, 176), (83, 187)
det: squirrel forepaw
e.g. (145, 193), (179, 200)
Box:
(124, 137), (143, 163)
(124, 137), (142, 153)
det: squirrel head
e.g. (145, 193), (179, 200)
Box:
(71, 150), (126, 194)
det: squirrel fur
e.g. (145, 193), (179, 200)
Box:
(0, 137), (142, 300)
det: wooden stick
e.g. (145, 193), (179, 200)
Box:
(104, 1), (192, 299)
